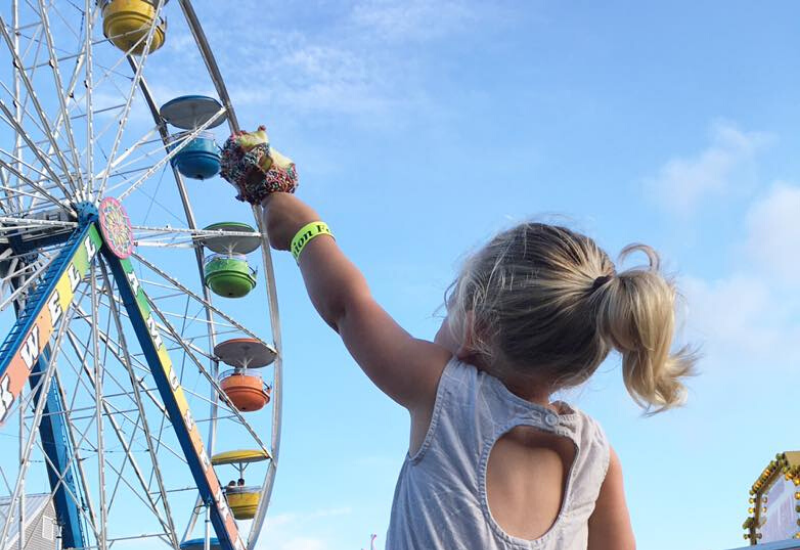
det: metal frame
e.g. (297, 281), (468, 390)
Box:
(0, 2), (285, 548)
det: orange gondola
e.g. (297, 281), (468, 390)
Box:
(220, 370), (271, 412)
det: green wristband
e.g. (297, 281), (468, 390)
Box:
(291, 221), (334, 262)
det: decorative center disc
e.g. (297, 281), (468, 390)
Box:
(99, 197), (134, 259)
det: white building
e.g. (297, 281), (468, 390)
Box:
(0, 495), (58, 550)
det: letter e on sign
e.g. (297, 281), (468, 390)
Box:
(84, 236), (97, 262)
(47, 291), (62, 326)
(67, 264), (81, 292)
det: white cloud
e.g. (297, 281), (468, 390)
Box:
(744, 181), (800, 283)
(644, 121), (771, 215)
(680, 181), (800, 368)
(350, 0), (476, 42)
(681, 275), (780, 359)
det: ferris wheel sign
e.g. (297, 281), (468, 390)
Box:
(98, 197), (134, 259)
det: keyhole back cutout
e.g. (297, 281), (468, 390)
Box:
(485, 425), (577, 541)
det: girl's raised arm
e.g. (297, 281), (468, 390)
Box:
(261, 193), (451, 412)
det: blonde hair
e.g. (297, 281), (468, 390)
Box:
(447, 222), (696, 413)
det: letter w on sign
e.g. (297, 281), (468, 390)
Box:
(21, 326), (41, 370)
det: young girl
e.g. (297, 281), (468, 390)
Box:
(260, 192), (694, 550)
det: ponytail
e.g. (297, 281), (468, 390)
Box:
(595, 244), (696, 413)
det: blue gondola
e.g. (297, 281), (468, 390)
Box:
(168, 131), (221, 180)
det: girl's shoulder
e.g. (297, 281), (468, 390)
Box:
(551, 402), (613, 486)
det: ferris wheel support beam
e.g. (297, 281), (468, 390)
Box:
(7, 227), (86, 549)
(28, 346), (87, 550)
(0, 289), (82, 550)
(0, 223), (101, 426)
(104, 253), (246, 550)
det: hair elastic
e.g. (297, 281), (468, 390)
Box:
(591, 274), (614, 292)
(291, 221), (334, 262)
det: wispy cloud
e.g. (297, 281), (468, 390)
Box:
(744, 181), (800, 283)
(349, 0), (477, 42)
(230, 35), (408, 117)
(681, 181), (800, 367)
(644, 121), (772, 216)
(174, 0), (506, 122)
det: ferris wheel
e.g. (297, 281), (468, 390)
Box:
(0, 2), (284, 550)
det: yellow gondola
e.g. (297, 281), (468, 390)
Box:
(212, 449), (270, 520)
(100, 0), (167, 55)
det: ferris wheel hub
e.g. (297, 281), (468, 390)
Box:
(74, 201), (99, 225)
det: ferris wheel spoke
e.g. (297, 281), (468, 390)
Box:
(0, 253), (57, 313)
(65, 317), (189, 468)
(0, 146), (64, 187)
(99, 260), (181, 545)
(115, 106), (226, 202)
(0, 158), (72, 214)
(29, 435), (99, 542)
(95, 126), (160, 180)
(0, 16), (80, 196)
(102, 457), (174, 541)
(25, 4), (95, 204)
(93, 0), (165, 201)
(89, 263), (111, 550)
(131, 224), (266, 250)
(143, 290), (271, 455)
(0, 103), (75, 206)
(66, 321), (167, 419)
(4, 38), (91, 211)
(98, 400), (177, 547)
(82, 0), (95, 204)
(96, 287), (221, 362)
(132, 252), (273, 347)
(33, 0), (87, 192)
(63, 328), (190, 473)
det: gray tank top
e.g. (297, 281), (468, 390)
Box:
(385, 358), (610, 549)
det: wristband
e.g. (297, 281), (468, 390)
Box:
(291, 221), (334, 262)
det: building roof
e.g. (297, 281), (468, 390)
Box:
(725, 541), (800, 550)
(0, 494), (53, 548)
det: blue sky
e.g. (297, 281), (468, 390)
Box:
(151, 2), (800, 549)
